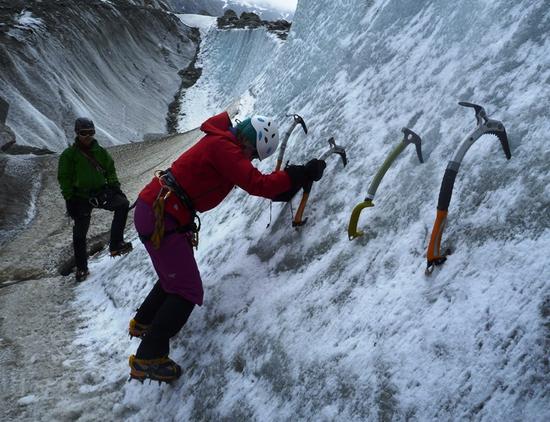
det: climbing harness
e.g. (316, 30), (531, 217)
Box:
(140, 169), (201, 249)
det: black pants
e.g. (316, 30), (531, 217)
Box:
(70, 192), (129, 270)
(134, 280), (195, 359)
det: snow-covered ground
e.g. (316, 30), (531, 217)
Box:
(2, 0), (549, 420)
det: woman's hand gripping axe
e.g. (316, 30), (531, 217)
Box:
(425, 102), (511, 275)
(292, 137), (347, 227)
(348, 128), (424, 240)
(275, 114), (308, 171)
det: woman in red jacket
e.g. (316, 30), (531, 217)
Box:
(128, 112), (325, 383)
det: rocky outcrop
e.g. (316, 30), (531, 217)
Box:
(166, 30), (202, 133)
(167, 0), (293, 21)
(217, 10), (291, 39)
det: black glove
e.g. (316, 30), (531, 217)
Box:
(272, 160), (326, 202)
(272, 165), (305, 202)
(304, 159), (326, 182)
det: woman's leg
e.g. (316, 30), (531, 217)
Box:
(136, 294), (195, 359)
(133, 280), (166, 324)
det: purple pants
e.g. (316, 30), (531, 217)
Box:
(134, 199), (203, 306)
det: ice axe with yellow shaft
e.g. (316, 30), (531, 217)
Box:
(292, 137), (347, 227)
(348, 128), (424, 240)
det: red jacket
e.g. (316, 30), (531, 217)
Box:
(139, 112), (292, 226)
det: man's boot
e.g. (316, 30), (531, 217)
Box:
(75, 268), (89, 282)
(109, 241), (133, 257)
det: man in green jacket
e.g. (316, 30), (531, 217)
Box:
(58, 117), (132, 281)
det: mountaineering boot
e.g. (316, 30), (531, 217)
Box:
(109, 241), (133, 257)
(75, 268), (89, 282)
(129, 319), (151, 339)
(129, 355), (182, 383)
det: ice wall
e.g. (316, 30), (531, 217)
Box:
(193, 0), (550, 418)
(74, 1), (549, 420)
(0, 1), (198, 151)
(176, 26), (283, 131)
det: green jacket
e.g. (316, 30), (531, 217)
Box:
(57, 138), (120, 200)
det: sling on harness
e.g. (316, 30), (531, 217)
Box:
(140, 169), (201, 250)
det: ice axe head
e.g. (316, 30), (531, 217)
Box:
(322, 137), (347, 166)
(459, 101), (488, 126)
(459, 101), (511, 160)
(287, 113), (308, 134)
(401, 127), (424, 163)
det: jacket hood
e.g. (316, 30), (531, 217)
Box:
(200, 112), (237, 142)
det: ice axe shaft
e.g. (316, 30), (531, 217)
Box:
(292, 137), (347, 227)
(275, 114), (308, 171)
(348, 128), (423, 240)
(426, 102), (511, 274)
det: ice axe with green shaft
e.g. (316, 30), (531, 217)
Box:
(275, 114), (308, 171)
(292, 137), (347, 227)
(348, 128), (424, 240)
(425, 101), (511, 275)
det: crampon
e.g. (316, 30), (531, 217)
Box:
(128, 355), (182, 384)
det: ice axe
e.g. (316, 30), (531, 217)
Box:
(425, 101), (511, 275)
(292, 137), (347, 227)
(275, 114), (308, 171)
(348, 127), (424, 240)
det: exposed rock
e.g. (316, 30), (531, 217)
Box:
(166, 28), (202, 133)
(0, 97), (8, 125)
(239, 11), (262, 28)
(1, 141), (54, 156)
(217, 9), (291, 39)
(217, 9), (239, 28)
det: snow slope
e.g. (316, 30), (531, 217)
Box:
(58, 0), (550, 420)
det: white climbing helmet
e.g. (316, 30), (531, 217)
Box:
(251, 115), (279, 160)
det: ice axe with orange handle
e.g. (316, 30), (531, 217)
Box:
(348, 127), (424, 240)
(275, 114), (308, 171)
(425, 102), (511, 275)
(292, 137), (347, 227)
